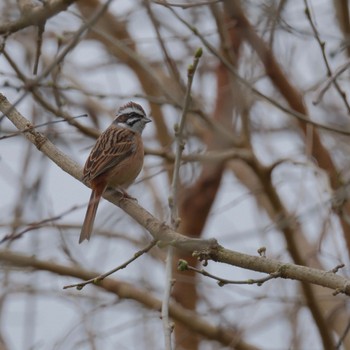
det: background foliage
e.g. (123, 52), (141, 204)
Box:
(1, 1), (350, 349)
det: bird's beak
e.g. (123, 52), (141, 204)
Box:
(145, 117), (152, 123)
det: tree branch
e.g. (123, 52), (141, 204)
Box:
(1, 92), (350, 297)
(0, 250), (258, 350)
(0, 0), (76, 34)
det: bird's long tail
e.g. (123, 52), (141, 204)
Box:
(79, 185), (105, 243)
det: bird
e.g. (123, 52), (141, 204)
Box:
(79, 101), (151, 244)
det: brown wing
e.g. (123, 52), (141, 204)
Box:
(83, 126), (136, 182)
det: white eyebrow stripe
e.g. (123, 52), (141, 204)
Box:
(118, 107), (144, 116)
(127, 117), (142, 124)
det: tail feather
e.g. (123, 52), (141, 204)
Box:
(79, 186), (104, 243)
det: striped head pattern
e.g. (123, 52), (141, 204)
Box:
(114, 101), (151, 134)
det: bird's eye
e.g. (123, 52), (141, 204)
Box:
(126, 116), (141, 126)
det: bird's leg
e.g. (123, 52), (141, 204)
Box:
(118, 188), (137, 201)
(105, 187), (137, 201)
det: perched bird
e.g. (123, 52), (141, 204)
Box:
(79, 101), (151, 243)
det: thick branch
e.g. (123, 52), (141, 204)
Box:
(1, 92), (350, 297)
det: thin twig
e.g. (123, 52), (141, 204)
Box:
(162, 245), (174, 350)
(328, 264), (345, 274)
(169, 48), (202, 226)
(178, 259), (282, 286)
(0, 0), (115, 120)
(0, 206), (80, 244)
(160, 3), (350, 136)
(145, 0), (182, 85)
(152, 0), (221, 9)
(63, 240), (157, 290)
(304, 0), (350, 114)
(162, 48), (202, 350)
(336, 319), (350, 350)
(3, 92), (350, 297)
(33, 23), (45, 75)
(0, 0), (75, 34)
(0, 114), (87, 141)
(314, 59), (350, 105)
(145, 147), (252, 163)
(2, 48), (99, 138)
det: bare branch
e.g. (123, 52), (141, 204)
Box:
(2, 92), (349, 296)
(63, 240), (157, 290)
(0, 0), (76, 34)
(0, 250), (259, 350)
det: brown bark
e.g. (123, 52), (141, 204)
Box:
(222, 2), (350, 349)
(224, 0), (350, 256)
(334, 0), (350, 58)
(173, 60), (242, 350)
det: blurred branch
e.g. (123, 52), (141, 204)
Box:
(0, 250), (258, 350)
(145, 147), (252, 163)
(1, 0), (115, 121)
(33, 22), (45, 75)
(162, 245), (174, 350)
(314, 59), (350, 105)
(0, 0), (76, 34)
(145, 0), (182, 85)
(2, 48), (98, 138)
(77, 0), (174, 179)
(164, 48), (202, 349)
(0, 205), (80, 244)
(152, 0), (221, 9)
(219, 3), (349, 348)
(0, 93), (82, 178)
(0, 91), (215, 251)
(168, 10), (242, 344)
(333, 0), (350, 58)
(16, 0), (47, 75)
(63, 240), (157, 289)
(0, 114), (88, 141)
(304, 0), (350, 114)
(3, 1), (350, 348)
(170, 48), (202, 227)
(1, 93), (350, 296)
(160, 1), (350, 136)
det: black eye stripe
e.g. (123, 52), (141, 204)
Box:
(126, 116), (141, 126)
(114, 112), (145, 126)
(127, 112), (143, 119)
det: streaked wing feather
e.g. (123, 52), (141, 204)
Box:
(83, 127), (135, 181)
